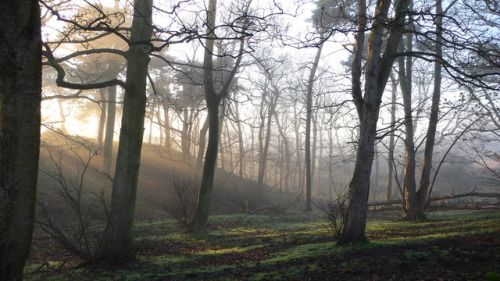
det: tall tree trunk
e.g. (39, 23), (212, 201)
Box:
(196, 116), (209, 170)
(235, 103), (245, 177)
(339, 0), (410, 244)
(102, 0), (153, 263)
(225, 122), (233, 170)
(0, 1), (41, 279)
(250, 126), (255, 179)
(373, 144), (379, 200)
(416, 0), (443, 217)
(257, 96), (277, 189)
(163, 103), (172, 151)
(316, 127), (324, 196)
(218, 101), (226, 170)
(98, 88), (107, 148)
(328, 125), (334, 201)
(274, 112), (291, 192)
(157, 103), (163, 146)
(386, 75), (397, 201)
(181, 109), (190, 160)
(103, 85), (117, 171)
(257, 82), (268, 188)
(399, 34), (420, 219)
(187, 0), (245, 233)
(188, 99), (219, 233)
(293, 100), (303, 194)
(305, 38), (324, 211)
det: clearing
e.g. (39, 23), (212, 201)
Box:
(26, 209), (500, 280)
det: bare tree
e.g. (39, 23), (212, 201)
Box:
(101, 0), (153, 262)
(187, 0), (246, 234)
(339, 0), (411, 244)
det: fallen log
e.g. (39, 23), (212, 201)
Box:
(368, 192), (500, 207)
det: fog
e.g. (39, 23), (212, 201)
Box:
(2, 0), (499, 279)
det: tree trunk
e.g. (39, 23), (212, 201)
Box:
(101, 0), (153, 263)
(181, 109), (190, 160)
(293, 100), (303, 194)
(225, 122), (233, 170)
(257, 81), (268, 188)
(163, 103), (172, 151)
(257, 95), (276, 189)
(97, 88), (107, 148)
(398, 34), (420, 220)
(371, 144), (379, 201)
(103, 85), (117, 171)
(416, 0), (443, 216)
(305, 40), (324, 211)
(187, 0), (245, 233)
(339, 0), (410, 244)
(196, 116), (209, 170)
(235, 103), (245, 177)
(386, 76), (397, 201)
(274, 112), (291, 192)
(187, 99), (219, 233)
(328, 125), (334, 201)
(0, 1), (41, 279)
(157, 103), (163, 146)
(218, 101), (226, 170)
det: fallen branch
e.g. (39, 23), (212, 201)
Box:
(368, 191), (500, 207)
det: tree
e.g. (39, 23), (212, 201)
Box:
(101, 0), (153, 262)
(0, 1), (41, 280)
(399, 0), (443, 220)
(339, 0), (410, 244)
(304, 35), (325, 211)
(254, 54), (286, 190)
(43, 0), (158, 263)
(187, 0), (246, 234)
(386, 75), (397, 201)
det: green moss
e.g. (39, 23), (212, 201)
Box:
(25, 209), (500, 281)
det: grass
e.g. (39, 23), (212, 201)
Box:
(26, 209), (500, 280)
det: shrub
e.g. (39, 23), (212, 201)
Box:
(318, 194), (349, 241)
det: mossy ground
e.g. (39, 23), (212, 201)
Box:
(26, 209), (500, 280)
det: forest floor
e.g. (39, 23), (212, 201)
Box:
(25, 209), (500, 281)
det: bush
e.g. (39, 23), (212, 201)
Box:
(318, 194), (349, 241)
(165, 171), (198, 227)
(36, 138), (110, 262)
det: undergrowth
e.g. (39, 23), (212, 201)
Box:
(25, 209), (500, 280)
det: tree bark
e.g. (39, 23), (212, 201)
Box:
(416, 0), (443, 216)
(339, 0), (410, 244)
(188, 99), (219, 233)
(0, 1), (41, 279)
(196, 116), (209, 170)
(187, 0), (245, 233)
(398, 31), (421, 219)
(101, 0), (153, 263)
